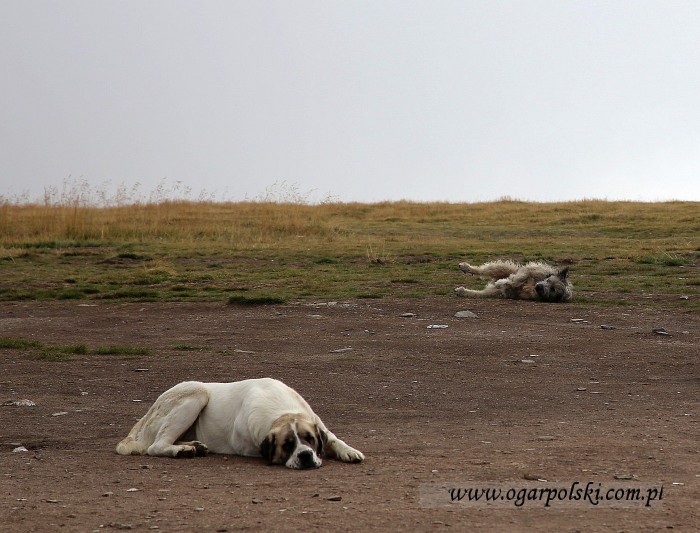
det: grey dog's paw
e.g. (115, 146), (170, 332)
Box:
(458, 262), (476, 274)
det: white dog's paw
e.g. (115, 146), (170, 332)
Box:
(455, 286), (467, 297)
(336, 446), (365, 463)
(175, 441), (208, 458)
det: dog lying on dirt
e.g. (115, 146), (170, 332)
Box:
(455, 260), (573, 302)
(116, 378), (365, 469)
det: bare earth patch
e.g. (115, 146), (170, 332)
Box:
(1, 298), (698, 532)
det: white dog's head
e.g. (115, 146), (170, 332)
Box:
(259, 414), (326, 469)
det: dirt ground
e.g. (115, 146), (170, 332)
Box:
(1, 296), (698, 532)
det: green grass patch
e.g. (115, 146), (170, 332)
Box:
(96, 289), (161, 301)
(0, 337), (43, 349)
(32, 350), (75, 361)
(173, 344), (205, 351)
(94, 345), (151, 356)
(0, 337), (146, 359)
(57, 289), (87, 300)
(116, 252), (153, 261)
(228, 294), (288, 305)
(634, 254), (693, 266)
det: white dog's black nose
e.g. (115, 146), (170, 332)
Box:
(297, 450), (317, 469)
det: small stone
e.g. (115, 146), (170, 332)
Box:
(102, 492), (114, 497)
(3, 399), (36, 407)
(330, 347), (353, 353)
(194, 507), (204, 512)
(523, 473), (547, 481)
(12, 446), (29, 453)
(614, 473), (634, 480)
(520, 359), (535, 364)
(133, 368), (149, 372)
(51, 411), (69, 416)
(327, 495), (342, 502)
(251, 498), (263, 504)
(126, 488), (140, 492)
(536, 435), (557, 441)
(570, 318), (589, 324)
(652, 328), (670, 336)
(454, 310), (478, 319)
(427, 324), (448, 329)
(600, 324), (616, 330)
(399, 312), (415, 318)
(576, 387), (587, 391)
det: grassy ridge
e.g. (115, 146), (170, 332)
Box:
(0, 200), (698, 308)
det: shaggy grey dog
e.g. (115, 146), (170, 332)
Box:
(455, 260), (573, 302)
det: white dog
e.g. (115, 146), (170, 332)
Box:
(116, 378), (365, 469)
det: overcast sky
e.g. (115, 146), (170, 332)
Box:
(2, 1), (699, 204)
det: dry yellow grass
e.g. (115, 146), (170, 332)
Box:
(2, 199), (696, 243)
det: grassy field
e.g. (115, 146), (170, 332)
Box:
(0, 199), (698, 310)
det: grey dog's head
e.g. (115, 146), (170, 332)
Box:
(534, 268), (572, 302)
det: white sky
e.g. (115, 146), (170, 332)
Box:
(2, 0), (700, 203)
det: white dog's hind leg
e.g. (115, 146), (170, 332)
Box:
(116, 382), (210, 458)
(146, 395), (210, 457)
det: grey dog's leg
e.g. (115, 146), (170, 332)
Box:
(455, 283), (503, 298)
(459, 261), (519, 280)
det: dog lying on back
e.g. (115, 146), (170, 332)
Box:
(455, 260), (573, 302)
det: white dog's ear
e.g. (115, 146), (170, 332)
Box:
(260, 435), (275, 464)
(558, 267), (569, 280)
